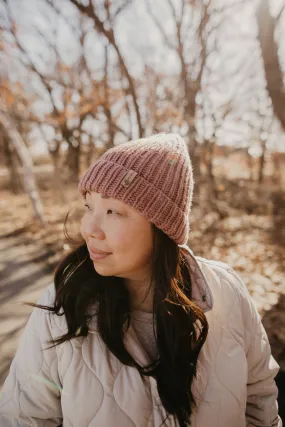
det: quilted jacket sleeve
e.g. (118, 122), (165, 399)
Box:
(0, 284), (63, 426)
(227, 268), (282, 427)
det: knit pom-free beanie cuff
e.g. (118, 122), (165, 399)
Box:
(78, 159), (190, 245)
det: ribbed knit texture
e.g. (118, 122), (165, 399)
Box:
(78, 133), (194, 245)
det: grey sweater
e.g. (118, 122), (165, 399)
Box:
(131, 311), (158, 361)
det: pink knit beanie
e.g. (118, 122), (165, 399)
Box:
(78, 133), (194, 245)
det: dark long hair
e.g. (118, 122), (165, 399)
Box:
(27, 213), (209, 427)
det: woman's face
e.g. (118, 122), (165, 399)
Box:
(80, 191), (153, 284)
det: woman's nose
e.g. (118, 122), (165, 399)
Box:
(82, 215), (104, 238)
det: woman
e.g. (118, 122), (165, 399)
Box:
(0, 133), (282, 427)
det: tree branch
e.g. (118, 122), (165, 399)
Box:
(69, 0), (143, 137)
(145, 0), (176, 50)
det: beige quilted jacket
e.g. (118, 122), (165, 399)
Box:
(0, 245), (282, 426)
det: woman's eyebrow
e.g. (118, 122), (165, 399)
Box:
(101, 195), (125, 208)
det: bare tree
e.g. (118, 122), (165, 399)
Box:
(1, 130), (23, 193)
(102, 44), (115, 149)
(256, 0), (285, 131)
(2, 0), (139, 181)
(0, 68), (39, 193)
(146, 0), (211, 186)
(0, 108), (45, 224)
(2, 1), (103, 181)
(145, 0), (245, 191)
(68, 0), (144, 138)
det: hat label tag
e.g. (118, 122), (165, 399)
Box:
(121, 169), (138, 187)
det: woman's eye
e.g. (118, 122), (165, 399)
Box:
(107, 209), (118, 215)
(84, 204), (119, 215)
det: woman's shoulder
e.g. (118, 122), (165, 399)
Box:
(194, 255), (253, 316)
(196, 256), (247, 294)
(34, 283), (70, 335)
(194, 256), (269, 357)
(37, 282), (56, 305)
(182, 246), (247, 305)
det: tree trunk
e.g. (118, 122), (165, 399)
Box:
(64, 141), (81, 182)
(86, 135), (95, 168)
(190, 149), (201, 195)
(256, 0), (285, 131)
(258, 140), (267, 184)
(184, 3), (209, 197)
(49, 146), (67, 203)
(204, 137), (218, 202)
(246, 149), (254, 181)
(0, 110), (45, 224)
(2, 133), (24, 193)
(103, 45), (115, 150)
(207, 139), (215, 182)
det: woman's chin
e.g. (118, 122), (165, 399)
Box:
(92, 261), (114, 276)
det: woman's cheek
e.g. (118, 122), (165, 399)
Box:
(112, 228), (130, 249)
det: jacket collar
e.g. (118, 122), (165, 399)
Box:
(178, 244), (213, 313)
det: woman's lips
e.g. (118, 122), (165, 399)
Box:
(88, 248), (112, 260)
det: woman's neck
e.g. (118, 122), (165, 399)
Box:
(125, 279), (154, 313)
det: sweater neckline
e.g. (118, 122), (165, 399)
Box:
(131, 310), (155, 322)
